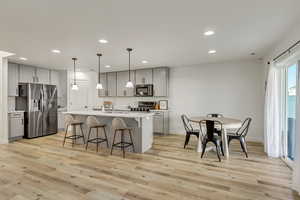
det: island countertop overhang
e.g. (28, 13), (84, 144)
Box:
(63, 110), (155, 118)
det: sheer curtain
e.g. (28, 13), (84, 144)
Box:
(293, 61), (300, 194)
(264, 62), (284, 157)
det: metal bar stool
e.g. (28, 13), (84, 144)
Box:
(63, 114), (85, 147)
(85, 116), (109, 152)
(111, 118), (135, 158)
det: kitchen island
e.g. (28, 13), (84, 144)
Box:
(63, 110), (154, 153)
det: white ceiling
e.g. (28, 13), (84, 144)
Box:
(0, 0), (299, 71)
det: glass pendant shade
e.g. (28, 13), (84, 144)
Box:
(126, 81), (134, 88)
(96, 83), (103, 90)
(72, 84), (79, 90)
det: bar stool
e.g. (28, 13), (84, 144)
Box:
(85, 116), (109, 152)
(63, 114), (85, 147)
(111, 118), (135, 158)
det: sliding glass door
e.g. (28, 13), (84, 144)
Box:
(284, 63), (298, 162)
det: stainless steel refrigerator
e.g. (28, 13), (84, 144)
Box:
(16, 83), (58, 138)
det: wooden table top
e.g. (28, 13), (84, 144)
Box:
(190, 116), (242, 129)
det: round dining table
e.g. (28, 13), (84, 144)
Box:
(190, 116), (242, 160)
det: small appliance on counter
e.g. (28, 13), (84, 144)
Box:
(130, 101), (156, 112)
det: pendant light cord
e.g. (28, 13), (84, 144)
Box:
(129, 50), (131, 81)
(127, 48), (133, 81)
(97, 54), (101, 83)
(72, 58), (77, 85)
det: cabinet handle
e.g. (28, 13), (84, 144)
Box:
(142, 77), (146, 84)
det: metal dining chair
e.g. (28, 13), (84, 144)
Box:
(199, 120), (224, 162)
(206, 113), (223, 136)
(181, 114), (199, 148)
(227, 118), (252, 158)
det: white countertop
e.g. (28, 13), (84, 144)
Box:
(8, 110), (25, 113)
(63, 110), (154, 118)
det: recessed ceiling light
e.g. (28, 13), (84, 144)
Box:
(208, 50), (216, 54)
(204, 30), (215, 36)
(98, 39), (108, 44)
(142, 60), (148, 64)
(19, 57), (27, 60)
(51, 49), (61, 54)
(105, 65), (111, 68)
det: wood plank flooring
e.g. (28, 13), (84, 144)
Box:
(0, 133), (299, 200)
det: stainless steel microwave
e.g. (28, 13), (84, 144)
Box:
(135, 84), (153, 97)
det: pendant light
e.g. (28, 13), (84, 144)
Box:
(96, 53), (103, 90)
(126, 48), (134, 88)
(71, 57), (79, 90)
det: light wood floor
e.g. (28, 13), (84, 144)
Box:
(0, 133), (299, 200)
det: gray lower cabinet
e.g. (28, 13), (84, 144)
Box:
(153, 111), (169, 135)
(153, 67), (169, 97)
(98, 73), (107, 97)
(135, 68), (153, 84)
(8, 112), (24, 141)
(8, 63), (19, 96)
(107, 72), (117, 96)
(117, 71), (135, 96)
(19, 65), (35, 83)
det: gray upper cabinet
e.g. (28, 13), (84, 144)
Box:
(117, 71), (135, 97)
(36, 68), (50, 84)
(50, 70), (60, 97)
(19, 65), (35, 83)
(50, 70), (60, 86)
(98, 73), (107, 97)
(8, 63), (19, 96)
(106, 72), (117, 97)
(153, 67), (169, 97)
(135, 69), (153, 84)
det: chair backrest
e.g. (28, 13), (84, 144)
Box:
(64, 114), (74, 126)
(181, 114), (194, 132)
(86, 116), (100, 127)
(236, 118), (252, 137)
(112, 118), (128, 130)
(207, 113), (224, 118)
(199, 120), (222, 141)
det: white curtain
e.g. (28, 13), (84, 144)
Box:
(264, 62), (283, 157)
(293, 61), (300, 194)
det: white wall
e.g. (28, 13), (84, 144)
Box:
(168, 60), (265, 142)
